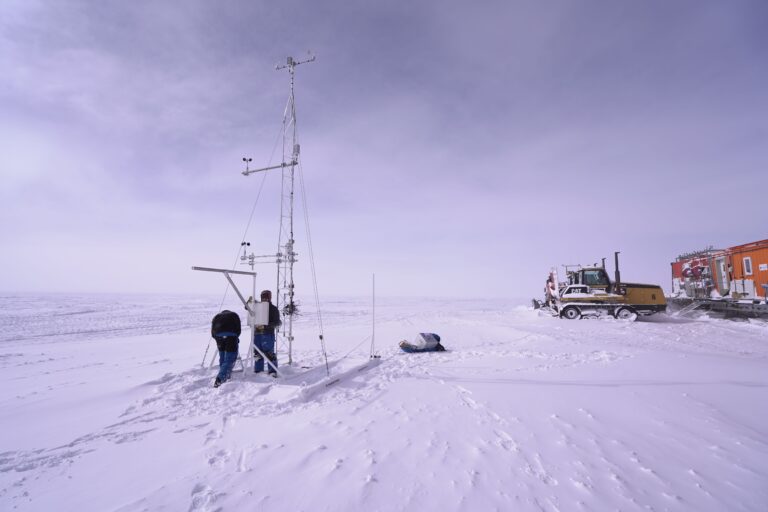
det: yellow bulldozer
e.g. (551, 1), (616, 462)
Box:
(535, 252), (666, 321)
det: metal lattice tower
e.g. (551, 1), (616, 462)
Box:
(242, 54), (314, 364)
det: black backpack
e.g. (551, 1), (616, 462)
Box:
(211, 310), (241, 338)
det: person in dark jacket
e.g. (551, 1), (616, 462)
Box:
(211, 309), (241, 388)
(253, 290), (281, 376)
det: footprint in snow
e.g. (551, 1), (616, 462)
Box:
(189, 483), (224, 512)
(549, 413), (575, 429)
(494, 429), (520, 453)
(204, 429), (222, 444)
(113, 428), (156, 444)
(207, 449), (231, 468)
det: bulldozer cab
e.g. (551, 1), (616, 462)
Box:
(568, 267), (612, 291)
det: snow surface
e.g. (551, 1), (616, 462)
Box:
(1, 294), (767, 511)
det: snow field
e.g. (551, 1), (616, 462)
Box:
(1, 296), (767, 511)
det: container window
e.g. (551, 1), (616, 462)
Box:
(743, 257), (753, 276)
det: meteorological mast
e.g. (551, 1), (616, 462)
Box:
(241, 53), (316, 365)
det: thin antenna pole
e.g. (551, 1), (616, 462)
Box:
(370, 273), (378, 359)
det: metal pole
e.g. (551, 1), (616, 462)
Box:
(285, 62), (296, 365)
(370, 273), (376, 358)
(247, 274), (256, 364)
(253, 343), (282, 377)
(275, 55), (313, 365)
(243, 54), (314, 368)
(288, 62), (296, 364)
(202, 340), (212, 368)
(191, 266), (257, 309)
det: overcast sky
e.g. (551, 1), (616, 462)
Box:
(1, 0), (766, 299)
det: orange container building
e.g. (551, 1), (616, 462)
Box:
(671, 239), (768, 300)
(727, 239), (768, 299)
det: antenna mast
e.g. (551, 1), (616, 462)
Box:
(242, 53), (315, 365)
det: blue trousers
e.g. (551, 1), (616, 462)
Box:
(217, 350), (238, 382)
(253, 332), (277, 374)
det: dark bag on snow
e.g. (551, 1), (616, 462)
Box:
(211, 310), (241, 352)
(399, 332), (445, 353)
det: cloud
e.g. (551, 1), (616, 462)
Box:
(1, 0), (766, 297)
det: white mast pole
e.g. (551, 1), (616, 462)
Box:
(370, 273), (376, 358)
(275, 54), (314, 365)
(241, 54), (315, 367)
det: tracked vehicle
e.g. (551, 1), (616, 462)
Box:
(535, 252), (667, 321)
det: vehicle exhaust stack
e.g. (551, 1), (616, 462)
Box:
(614, 251), (621, 291)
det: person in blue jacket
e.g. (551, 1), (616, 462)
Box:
(211, 309), (241, 388)
(253, 290), (282, 376)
